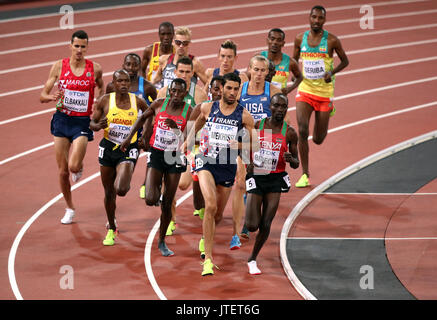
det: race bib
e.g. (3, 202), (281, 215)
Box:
(63, 89), (89, 113)
(107, 122), (132, 145)
(303, 59), (325, 80)
(246, 177), (256, 191)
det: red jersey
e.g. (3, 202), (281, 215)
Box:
(56, 58), (95, 117)
(253, 118), (288, 174)
(149, 98), (190, 151)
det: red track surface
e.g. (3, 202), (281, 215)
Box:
(1, 0), (437, 300)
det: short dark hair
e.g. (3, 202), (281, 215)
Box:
(210, 75), (225, 87)
(113, 69), (130, 79)
(268, 28), (285, 41)
(176, 56), (193, 70)
(170, 78), (187, 90)
(71, 30), (88, 43)
(220, 39), (237, 56)
(124, 53), (141, 64)
(310, 5), (326, 16)
(223, 72), (241, 86)
(159, 21), (174, 33)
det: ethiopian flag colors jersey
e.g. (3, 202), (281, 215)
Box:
(298, 30), (334, 98)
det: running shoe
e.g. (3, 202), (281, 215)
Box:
(61, 208), (75, 224)
(198, 208), (205, 220)
(199, 237), (205, 259)
(158, 241), (174, 257)
(330, 106), (336, 117)
(295, 173), (310, 188)
(166, 220), (176, 236)
(240, 225), (250, 239)
(230, 234), (241, 250)
(103, 229), (116, 246)
(193, 209), (199, 217)
(71, 168), (83, 183)
(201, 259), (217, 276)
(105, 219), (118, 234)
(139, 184), (146, 199)
(248, 260), (262, 275)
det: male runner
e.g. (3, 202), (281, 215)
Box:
(90, 70), (149, 245)
(121, 78), (191, 257)
(260, 28), (303, 94)
(152, 26), (208, 88)
(245, 93), (299, 275)
(183, 72), (257, 276)
(293, 5), (349, 187)
(204, 39), (248, 94)
(40, 30), (104, 224)
(141, 21), (175, 90)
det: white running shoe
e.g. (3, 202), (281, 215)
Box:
(61, 208), (75, 224)
(248, 260), (262, 275)
(72, 168), (83, 183)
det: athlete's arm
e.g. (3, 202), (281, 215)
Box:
(157, 86), (167, 99)
(120, 99), (161, 152)
(284, 125), (299, 169)
(241, 108), (258, 165)
(325, 34), (349, 83)
(195, 84), (207, 104)
(182, 101), (210, 153)
(89, 95), (109, 131)
(282, 58), (303, 95)
(143, 78), (158, 103)
(141, 44), (153, 78)
(292, 34), (303, 63)
(151, 54), (168, 85)
(193, 58), (208, 86)
(40, 60), (62, 103)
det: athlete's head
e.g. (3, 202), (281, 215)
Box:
(248, 55), (269, 84)
(123, 53), (141, 79)
(265, 60), (276, 83)
(70, 30), (89, 60)
(158, 22), (174, 47)
(209, 75), (225, 101)
(267, 28), (285, 54)
(309, 5), (326, 32)
(112, 69), (131, 94)
(270, 93), (288, 122)
(218, 40), (238, 72)
(173, 26), (192, 56)
(222, 72), (241, 105)
(169, 78), (188, 103)
(175, 56), (194, 84)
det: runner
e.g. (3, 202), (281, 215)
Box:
(141, 21), (175, 90)
(245, 93), (299, 274)
(40, 30), (104, 224)
(204, 39), (248, 94)
(121, 78), (191, 257)
(260, 28), (303, 94)
(90, 70), (148, 245)
(152, 26), (208, 88)
(293, 5), (349, 187)
(182, 72), (257, 275)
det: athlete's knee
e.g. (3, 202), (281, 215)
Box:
(115, 185), (130, 197)
(298, 125), (309, 140)
(313, 132), (327, 145)
(246, 221), (259, 233)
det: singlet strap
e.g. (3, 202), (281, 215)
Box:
(160, 97), (170, 112)
(259, 118), (266, 131)
(281, 121), (287, 137)
(181, 101), (190, 119)
(264, 81), (270, 96)
(241, 81), (249, 96)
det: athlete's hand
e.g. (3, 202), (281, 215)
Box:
(164, 118), (178, 129)
(120, 139), (129, 153)
(97, 116), (108, 130)
(324, 71), (333, 83)
(180, 141), (188, 154)
(284, 152), (299, 168)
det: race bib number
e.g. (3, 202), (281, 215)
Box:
(303, 59), (325, 80)
(246, 177), (256, 191)
(283, 174), (291, 187)
(98, 146), (105, 159)
(195, 157), (204, 170)
(128, 148), (139, 160)
(107, 123), (132, 145)
(63, 89), (89, 113)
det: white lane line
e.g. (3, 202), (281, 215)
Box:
(0, 0), (189, 24)
(144, 190), (193, 301)
(323, 192), (437, 195)
(1, 6), (436, 72)
(7, 100), (437, 300)
(2, 76), (437, 166)
(1, 0), (420, 39)
(279, 130), (437, 300)
(0, 0), (306, 41)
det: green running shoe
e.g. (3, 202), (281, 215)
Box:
(295, 174), (310, 188)
(199, 237), (205, 259)
(103, 229), (116, 246)
(201, 259), (217, 276)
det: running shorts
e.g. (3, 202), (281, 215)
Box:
(296, 91), (334, 112)
(98, 138), (139, 167)
(50, 111), (94, 142)
(194, 154), (237, 188)
(245, 171), (291, 195)
(148, 147), (187, 174)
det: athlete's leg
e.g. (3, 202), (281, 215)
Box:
(54, 136), (74, 209)
(197, 170), (219, 262)
(145, 167), (163, 206)
(68, 135), (88, 174)
(244, 192), (263, 233)
(312, 110), (331, 145)
(296, 101), (313, 177)
(232, 156), (246, 236)
(100, 165), (117, 231)
(192, 179), (205, 211)
(248, 192), (281, 262)
(114, 161), (135, 197)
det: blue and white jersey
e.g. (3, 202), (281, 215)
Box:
(240, 81), (271, 121)
(199, 100), (244, 162)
